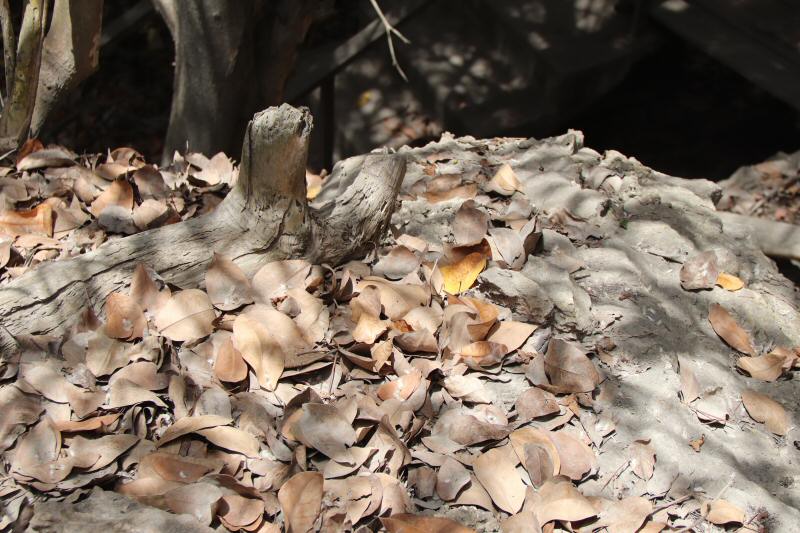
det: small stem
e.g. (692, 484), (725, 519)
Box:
(368, 0), (409, 82)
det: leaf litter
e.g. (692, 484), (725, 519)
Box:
(0, 141), (792, 532)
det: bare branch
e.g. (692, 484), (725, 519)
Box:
(368, 0), (409, 82)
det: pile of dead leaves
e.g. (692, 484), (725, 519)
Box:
(0, 142), (781, 532)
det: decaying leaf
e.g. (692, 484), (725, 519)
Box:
(741, 389), (790, 435)
(105, 292), (146, 340)
(704, 499), (745, 525)
(544, 339), (601, 393)
(205, 253), (254, 311)
(473, 447), (526, 514)
(708, 304), (756, 356)
(278, 471), (323, 533)
(716, 272), (744, 291)
(440, 252), (487, 295)
(534, 477), (596, 526)
(154, 289), (216, 342)
(218, 494), (265, 530)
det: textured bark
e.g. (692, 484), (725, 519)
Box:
(0, 0), (46, 151)
(0, 104), (405, 354)
(30, 0), (104, 136)
(152, 0), (316, 162)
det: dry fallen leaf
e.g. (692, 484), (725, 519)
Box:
(708, 303), (756, 356)
(736, 350), (792, 381)
(214, 338), (248, 383)
(486, 321), (537, 355)
(534, 477), (596, 526)
(630, 439), (656, 480)
(689, 434), (705, 452)
(205, 253), (254, 311)
(436, 457), (471, 501)
(90, 177), (134, 217)
(597, 496), (653, 533)
(104, 292), (146, 340)
(440, 252), (487, 295)
(278, 471), (323, 533)
(704, 499), (745, 525)
(232, 314), (284, 391)
(486, 163), (522, 196)
(501, 511), (542, 533)
(679, 359), (700, 404)
(218, 494), (265, 530)
(544, 339), (601, 393)
(157, 414), (232, 446)
(0, 203), (53, 236)
(293, 403), (356, 464)
(252, 259), (311, 303)
(154, 289), (216, 342)
(679, 251), (718, 291)
(716, 272), (744, 291)
(163, 481), (224, 525)
(741, 389), (789, 435)
(453, 200), (489, 246)
(381, 514), (476, 533)
(515, 387), (560, 421)
(549, 431), (596, 481)
(473, 447), (526, 514)
(196, 426), (261, 457)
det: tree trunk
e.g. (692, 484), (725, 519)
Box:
(152, 0), (316, 162)
(0, 104), (405, 354)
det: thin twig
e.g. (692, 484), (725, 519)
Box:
(649, 494), (692, 515)
(368, 0), (409, 82)
(327, 348), (340, 397)
(600, 459), (630, 492)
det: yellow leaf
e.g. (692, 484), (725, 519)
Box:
(716, 272), (744, 291)
(440, 252), (486, 295)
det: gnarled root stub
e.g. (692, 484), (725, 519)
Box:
(0, 104), (406, 354)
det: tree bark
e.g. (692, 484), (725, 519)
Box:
(0, 104), (405, 354)
(152, 0), (316, 163)
(30, 0), (104, 136)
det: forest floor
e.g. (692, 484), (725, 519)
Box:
(0, 130), (799, 533)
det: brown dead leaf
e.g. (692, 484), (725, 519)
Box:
(736, 350), (792, 381)
(90, 177), (133, 217)
(218, 494), (265, 530)
(205, 253), (254, 311)
(294, 403), (356, 464)
(163, 481), (224, 525)
(549, 431), (596, 481)
(55, 413), (121, 433)
(440, 252), (487, 295)
(109, 361), (168, 390)
(487, 321), (537, 355)
(285, 288), (329, 344)
(214, 338), (248, 383)
(458, 341), (508, 367)
(534, 477), (596, 526)
(381, 514), (476, 533)
(704, 499), (745, 525)
(515, 387), (560, 421)
(596, 496), (653, 533)
(0, 203), (53, 236)
(544, 339), (601, 393)
(130, 264), (170, 314)
(196, 426), (261, 457)
(252, 259), (311, 303)
(443, 375), (492, 403)
(105, 292), (146, 340)
(137, 451), (219, 482)
(424, 184), (478, 203)
(679, 251), (719, 290)
(373, 245), (421, 279)
(453, 200), (489, 246)
(436, 457), (471, 501)
(232, 314), (284, 390)
(358, 277), (430, 320)
(741, 389), (789, 435)
(377, 369), (422, 401)
(679, 359), (700, 404)
(630, 439), (656, 480)
(501, 511), (542, 533)
(132, 199), (171, 230)
(473, 447), (526, 514)
(157, 414), (232, 446)
(278, 471), (323, 533)
(106, 378), (167, 409)
(154, 289), (216, 342)
(486, 164), (522, 196)
(716, 272), (744, 291)
(689, 434), (705, 452)
(708, 303), (755, 355)
(352, 313), (391, 344)
(0, 387), (43, 451)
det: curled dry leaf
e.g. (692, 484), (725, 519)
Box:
(534, 477), (596, 526)
(232, 314), (284, 391)
(373, 245), (420, 279)
(458, 341), (508, 367)
(358, 277), (430, 320)
(381, 514), (476, 533)
(377, 369), (423, 401)
(90, 177), (134, 217)
(352, 313), (391, 344)
(544, 339), (601, 393)
(218, 494), (265, 530)
(157, 414), (232, 446)
(453, 200), (489, 246)
(196, 426), (261, 457)
(0, 203), (53, 236)
(736, 350), (792, 381)
(214, 338), (248, 383)
(708, 303), (755, 356)
(252, 259), (311, 303)
(278, 471), (323, 533)
(205, 253), (254, 311)
(741, 389), (789, 435)
(104, 292), (146, 340)
(294, 403), (356, 464)
(487, 321), (537, 355)
(473, 447), (526, 514)
(630, 439), (656, 480)
(154, 289), (216, 342)
(679, 251), (718, 291)
(286, 288), (329, 344)
(440, 252), (487, 295)
(486, 163), (522, 196)
(704, 499), (745, 525)
(716, 272), (744, 291)
(436, 457), (471, 501)
(515, 387), (560, 421)
(443, 375), (492, 404)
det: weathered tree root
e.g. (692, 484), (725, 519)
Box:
(0, 104), (406, 354)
